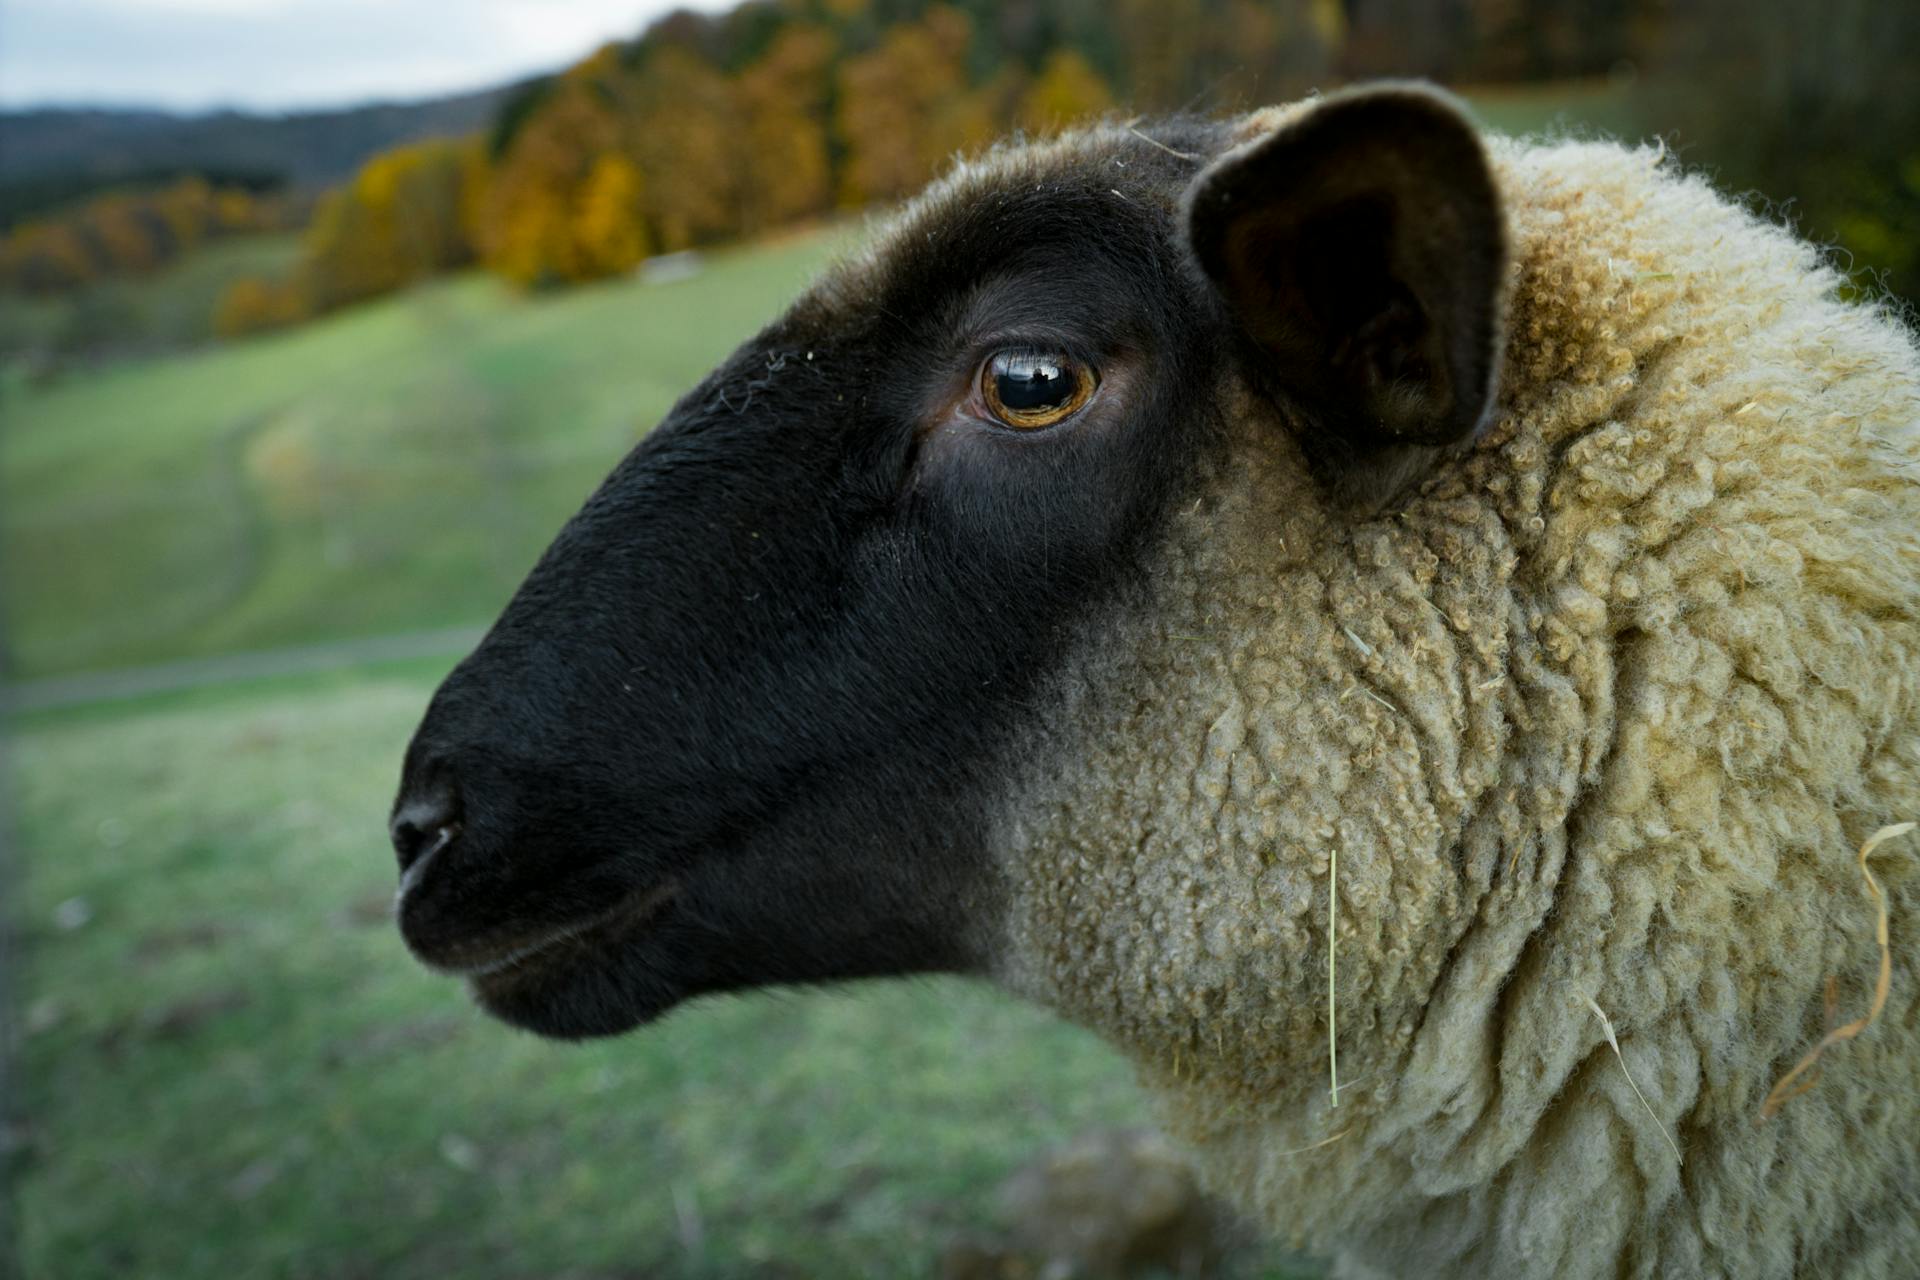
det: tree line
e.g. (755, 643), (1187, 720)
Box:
(7, 0), (1911, 339)
(212, 0), (1370, 334)
(215, 137), (485, 335)
(0, 177), (295, 295)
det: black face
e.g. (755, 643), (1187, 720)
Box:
(391, 125), (1233, 1038)
(390, 87), (1509, 1042)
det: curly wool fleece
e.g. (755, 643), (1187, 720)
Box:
(994, 129), (1920, 1278)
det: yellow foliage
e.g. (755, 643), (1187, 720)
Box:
(299, 136), (484, 310)
(488, 189), (579, 288)
(0, 221), (97, 293)
(629, 47), (744, 253)
(836, 6), (991, 205)
(479, 81), (617, 285)
(0, 176), (285, 295)
(150, 177), (215, 254)
(1308, 0), (1347, 45)
(86, 196), (168, 274)
(1015, 49), (1114, 135)
(214, 189), (260, 232)
(737, 26), (836, 232)
(214, 275), (304, 339)
(575, 153), (651, 277)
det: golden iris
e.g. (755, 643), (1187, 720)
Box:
(981, 350), (1096, 429)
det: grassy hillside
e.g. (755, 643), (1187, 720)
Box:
(0, 232), (303, 365)
(1, 228), (846, 679)
(8, 667), (1311, 1278)
(0, 82), (1643, 684)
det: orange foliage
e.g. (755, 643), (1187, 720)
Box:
(7, 0), (1358, 318)
(629, 47), (745, 253)
(735, 27), (836, 233)
(298, 137), (484, 311)
(575, 153), (652, 277)
(480, 39), (752, 283)
(84, 195), (170, 274)
(214, 275), (303, 339)
(836, 6), (994, 205)
(478, 53), (629, 286)
(1015, 49), (1115, 135)
(0, 222), (97, 293)
(0, 176), (289, 296)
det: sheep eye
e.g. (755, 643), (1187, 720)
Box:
(980, 350), (1096, 430)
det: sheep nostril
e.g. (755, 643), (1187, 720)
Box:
(392, 818), (448, 869)
(390, 791), (460, 874)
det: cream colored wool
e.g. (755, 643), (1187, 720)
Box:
(965, 127), (1920, 1277)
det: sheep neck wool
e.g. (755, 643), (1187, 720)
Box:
(993, 133), (1920, 1278)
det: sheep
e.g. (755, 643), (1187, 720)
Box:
(389, 84), (1920, 1279)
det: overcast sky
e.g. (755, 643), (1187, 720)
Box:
(0, 0), (727, 112)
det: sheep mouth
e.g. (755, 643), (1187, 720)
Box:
(442, 880), (681, 988)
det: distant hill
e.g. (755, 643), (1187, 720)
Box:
(0, 83), (519, 223)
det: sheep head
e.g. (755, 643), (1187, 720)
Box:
(388, 84), (1509, 1050)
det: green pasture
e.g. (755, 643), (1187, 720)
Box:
(0, 229), (847, 679)
(6, 666), (1313, 1278)
(0, 233), (304, 366)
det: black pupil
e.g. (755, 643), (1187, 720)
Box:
(995, 356), (1073, 412)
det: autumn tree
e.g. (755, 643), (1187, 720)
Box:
(213, 275), (303, 338)
(1015, 48), (1113, 134)
(297, 137), (484, 312)
(1113, 0), (1210, 109)
(574, 152), (652, 276)
(149, 178), (218, 256)
(83, 194), (171, 274)
(0, 221), (97, 294)
(735, 25), (837, 233)
(836, 6), (995, 205)
(0, 176), (288, 295)
(477, 45), (671, 284)
(1219, 0), (1341, 102)
(481, 78), (619, 285)
(628, 46), (747, 252)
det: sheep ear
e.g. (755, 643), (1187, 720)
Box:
(1187, 85), (1506, 456)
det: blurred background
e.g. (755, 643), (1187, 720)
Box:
(1, 1), (1914, 1276)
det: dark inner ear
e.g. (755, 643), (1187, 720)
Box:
(1188, 85), (1507, 454)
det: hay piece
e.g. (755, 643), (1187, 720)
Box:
(1757, 821), (1915, 1123)
(1275, 1128), (1352, 1159)
(1360, 686), (1397, 714)
(1123, 119), (1200, 162)
(1328, 840), (1340, 1108)
(1584, 996), (1684, 1164)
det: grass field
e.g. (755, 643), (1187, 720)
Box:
(0, 233), (304, 367)
(0, 227), (848, 680)
(7, 667), (1312, 1278)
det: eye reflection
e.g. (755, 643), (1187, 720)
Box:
(980, 349), (1096, 429)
